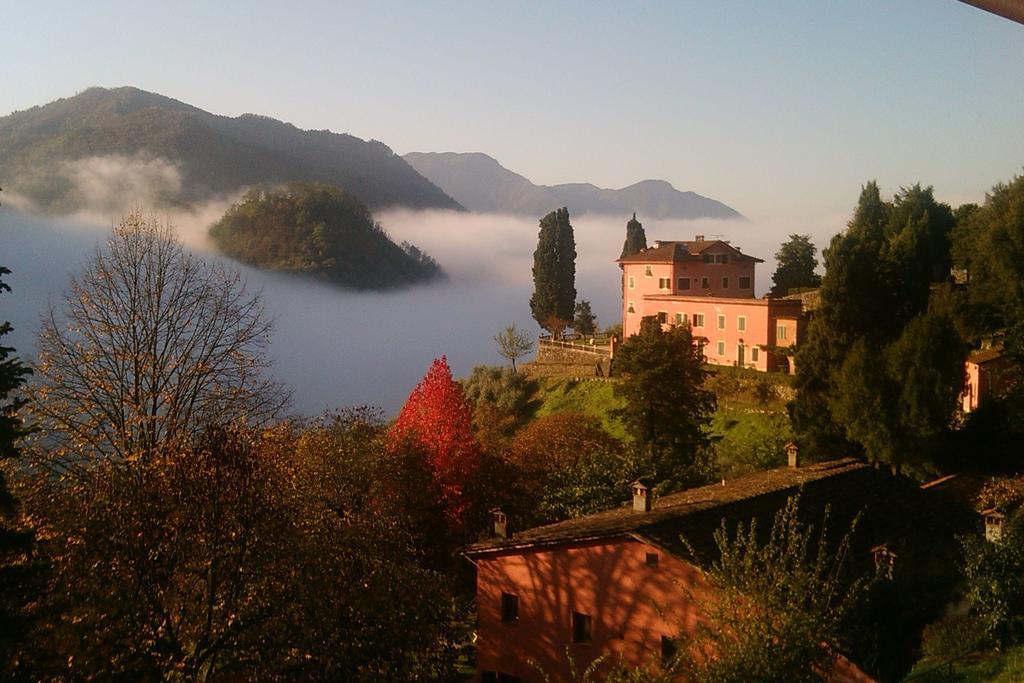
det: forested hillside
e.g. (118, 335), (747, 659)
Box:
(0, 87), (461, 212)
(209, 183), (444, 289)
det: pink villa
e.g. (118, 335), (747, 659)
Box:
(618, 237), (802, 373)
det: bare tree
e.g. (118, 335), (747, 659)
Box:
(30, 212), (288, 467)
(494, 324), (534, 372)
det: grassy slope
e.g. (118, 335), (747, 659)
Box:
(529, 367), (795, 477)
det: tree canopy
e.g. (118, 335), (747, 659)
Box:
(530, 208), (577, 333)
(792, 183), (964, 473)
(390, 356), (481, 530)
(613, 316), (716, 488)
(769, 234), (821, 297)
(210, 182), (443, 290)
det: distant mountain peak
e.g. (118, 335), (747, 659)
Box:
(403, 151), (743, 220)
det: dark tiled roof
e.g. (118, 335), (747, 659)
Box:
(968, 347), (1006, 364)
(465, 458), (972, 566)
(617, 240), (763, 264)
(782, 288), (822, 311)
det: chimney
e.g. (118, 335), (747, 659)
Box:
(631, 480), (652, 512)
(785, 441), (799, 468)
(491, 508), (509, 539)
(695, 234), (705, 242)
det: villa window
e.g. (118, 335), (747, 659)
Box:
(501, 593), (519, 623)
(714, 254), (728, 264)
(701, 277), (709, 289)
(658, 277), (671, 290)
(674, 312), (686, 325)
(717, 314), (726, 330)
(644, 265), (653, 277)
(572, 612), (592, 644)
(722, 277), (729, 289)
(739, 276), (751, 289)
(717, 340), (726, 356)
(646, 552), (659, 567)
(693, 313), (705, 327)
(678, 277), (690, 290)
(702, 254), (713, 264)
(777, 324), (788, 341)
(628, 275), (636, 289)
(627, 301), (635, 314)
(737, 316), (746, 332)
(657, 311), (668, 324)
(751, 347), (759, 362)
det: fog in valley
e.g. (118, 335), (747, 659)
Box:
(1, 200), (832, 416)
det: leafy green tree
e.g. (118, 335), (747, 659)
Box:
(573, 300), (597, 337)
(613, 316), (716, 488)
(675, 495), (870, 683)
(792, 182), (961, 471)
(502, 413), (630, 525)
(952, 174), (1024, 357)
(769, 234), (821, 297)
(530, 208), (577, 333)
(494, 323), (534, 371)
(620, 212), (647, 259)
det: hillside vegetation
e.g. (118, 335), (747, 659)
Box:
(0, 86), (461, 213)
(209, 183), (443, 289)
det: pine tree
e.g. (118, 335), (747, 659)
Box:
(390, 357), (481, 528)
(530, 208), (576, 333)
(620, 212), (648, 259)
(1, 265), (33, 670)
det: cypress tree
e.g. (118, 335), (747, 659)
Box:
(530, 208), (576, 332)
(620, 212), (647, 259)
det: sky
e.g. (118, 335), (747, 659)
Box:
(2, 0), (1023, 229)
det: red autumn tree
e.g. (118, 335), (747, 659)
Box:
(390, 356), (480, 528)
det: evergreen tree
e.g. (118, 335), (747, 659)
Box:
(573, 300), (597, 337)
(613, 316), (716, 488)
(769, 234), (822, 297)
(0, 264), (33, 672)
(792, 182), (962, 472)
(620, 212), (647, 259)
(530, 208), (576, 333)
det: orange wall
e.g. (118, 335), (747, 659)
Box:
(621, 295), (802, 372)
(475, 538), (704, 682)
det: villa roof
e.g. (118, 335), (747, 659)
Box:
(465, 458), (965, 564)
(617, 240), (764, 265)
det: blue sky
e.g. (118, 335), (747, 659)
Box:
(3, 1), (1022, 226)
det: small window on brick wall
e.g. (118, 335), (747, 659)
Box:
(572, 612), (592, 643)
(646, 552), (659, 567)
(739, 276), (751, 289)
(501, 592), (519, 623)
(659, 277), (671, 290)
(678, 277), (690, 290)
(661, 635), (678, 666)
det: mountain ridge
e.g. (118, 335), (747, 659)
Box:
(0, 86), (462, 213)
(402, 151), (744, 220)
